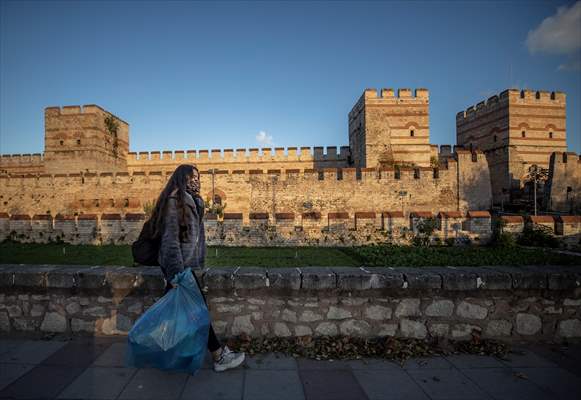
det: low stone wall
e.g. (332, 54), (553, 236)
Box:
(0, 211), (495, 247)
(1, 264), (580, 341)
(3, 212), (580, 248)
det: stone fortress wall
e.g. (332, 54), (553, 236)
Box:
(126, 146), (352, 174)
(456, 89), (576, 210)
(349, 88), (433, 168)
(0, 87), (579, 238)
(0, 148), (491, 220)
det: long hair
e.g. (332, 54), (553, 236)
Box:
(149, 164), (199, 241)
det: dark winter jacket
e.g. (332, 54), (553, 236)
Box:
(157, 190), (206, 283)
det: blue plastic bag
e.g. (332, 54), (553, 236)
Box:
(126, 268), (210, 374)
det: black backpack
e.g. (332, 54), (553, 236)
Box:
(131, 218), (161, 266)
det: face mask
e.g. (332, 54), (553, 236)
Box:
(187, 174), (200, 195)
(186, 186), (199, 197)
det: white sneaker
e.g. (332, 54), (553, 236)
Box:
(213, 345), (245, 372)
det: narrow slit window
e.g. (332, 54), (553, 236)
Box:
(522, 131), (526, 138)
(549, 132), (553, 139)
(410, 129), (415, 137)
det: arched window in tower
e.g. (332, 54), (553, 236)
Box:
(60, 140), (64, 146)
(493, 135), (497, 143)
(410, 129), (415, 137)
(77, 139), (81, 145)
(521, 131), (526, 138)
(549, 131), (553, 139)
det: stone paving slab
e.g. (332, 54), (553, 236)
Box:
(0, 339), (27, 356)
(497, 347), (560, 368)
(0, 363), (35, 391)
(353, 369), (431, 400)
(346, 358), (402, 370)
(402, 356), (455, 370)
(297, 357), (353, 370)
(0, 340), (66, 364)
(117, 368), (189, 400)
(1, 337), (581, 400)
(92, 342), (129, 367)
(408, 369), (492, 400)
(526, 343), (581, 377)
(245, 370), (305, 400)
(462, 368), (554, 400)
(299, 369), (366, 400)
(41, 339), (111, 368)
(0, 364), (86, 399)
(444, 354), (507, 369)
(514, 367), (581, 400)
(245, 352), (299, 370)
(57, 366), (136, 399)
(181, 369), (244, 400)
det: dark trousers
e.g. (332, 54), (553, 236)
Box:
(163, 269), (222, 353)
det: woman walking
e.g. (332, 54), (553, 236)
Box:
(148, 163), (245, 372)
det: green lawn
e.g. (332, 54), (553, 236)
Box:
(0, 242), (358, 267)
(344, 245), (581, 267)
(0, 241), (579, 268)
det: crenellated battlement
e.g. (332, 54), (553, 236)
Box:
(456, 93), (508, 122)
(350, 87), (429, 119)
(0, 153), (44, 165)
(457, 88), (566, 122)
(0, 150), (488, 184)
(126, 145), (351, 164)
(549, 151), (581, 164)
(363, 87), (429, 100)
(44, 104), (129, 124)
(508, 89), (566, 104)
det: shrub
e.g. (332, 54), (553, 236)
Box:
(490, 217), (516, 248)
(412, 217), (437, 247)
(517, 224), (559, 248)
(494, 232), (517, 248)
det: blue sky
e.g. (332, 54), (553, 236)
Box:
(1, 0), (580, 155)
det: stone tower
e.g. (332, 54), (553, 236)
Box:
(456, 89), (567, 205)
(43, 105), (129, 174)
(348, 88), (432, 168)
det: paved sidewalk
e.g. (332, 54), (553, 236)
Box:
(1, 336), (580, 400)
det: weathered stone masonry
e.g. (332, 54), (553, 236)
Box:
(1, 209), (499, 246)
(1, 264), (580, 341)
(2, 86), (578, 227)
(457, 89), (579, 212)
(3, 210), (580, 247)
(1, 89), (493, 221)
